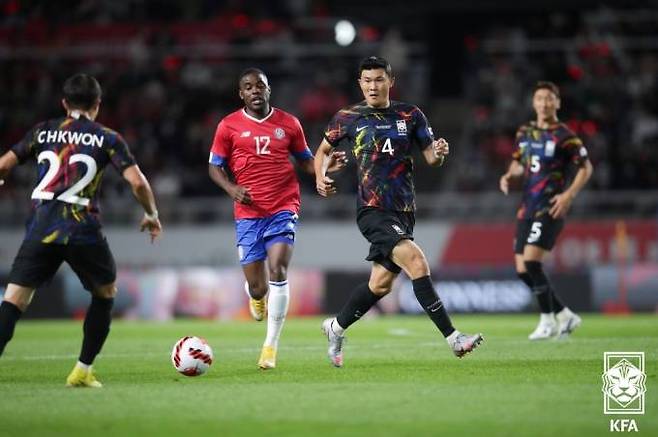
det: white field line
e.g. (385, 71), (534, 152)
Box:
(2, 336), (651, 362)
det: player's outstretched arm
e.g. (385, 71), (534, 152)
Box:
(208, 164), (252, 204)
(314, 139), (338, 197)
(297, 151), (348, 175)
(423, 138), (449, 167)
(122, 164), (162, 243)
(499, 160), (525, 195)
(549, 159), (593, 218)
(0, 150), (19, 187)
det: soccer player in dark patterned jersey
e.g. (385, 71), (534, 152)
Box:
(500, 81), (593, 340)
(209, 68), (346, 369)
(0, 74), (162, 386)
(315, 56), (483, 367)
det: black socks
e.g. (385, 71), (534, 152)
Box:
(517, 272), (533, 289)
(524, 261), (554, 313)
(0, 301), (23, 357)
(336, 283), (382, 330)
(412, 276), (455, 337)
(523, 262), (565, 313)
(79, 296), (114, 365)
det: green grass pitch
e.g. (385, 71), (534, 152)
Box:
(0, 314), (655, 436)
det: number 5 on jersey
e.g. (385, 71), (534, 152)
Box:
(527, 221), (542, 244)
(530, 155), (540, 173)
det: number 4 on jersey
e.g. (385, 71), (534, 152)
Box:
(382, 138), (394, 156)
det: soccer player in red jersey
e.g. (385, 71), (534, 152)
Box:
(0, 74), (162, 387)
(500, 81), (593, 340)
(209, 68), (345, 369)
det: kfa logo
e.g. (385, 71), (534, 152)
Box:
(602, 352), (646, 415)
(396, 120), (407, 135)
(609, 419), (638, 432)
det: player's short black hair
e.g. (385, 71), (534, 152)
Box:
(239, 68), (267, 83)
(534, 81), (560, 98)
(358, 56), (393, 79)
(62, 74), (102, 110)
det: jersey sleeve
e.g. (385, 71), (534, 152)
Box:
(10, 123), (43, 164)
(289, 116), (313, 161)
(209, 120), (230, 167)
(561, 134), (588, 167)
(108, 133), (137, 173)
(322, 110), (353, 148)
(412, 107), (434, 150)
(511, 127), (526, 163)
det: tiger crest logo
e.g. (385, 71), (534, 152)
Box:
(602, 352), (646, 414)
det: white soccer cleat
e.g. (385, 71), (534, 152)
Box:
(244, 281), (266, 321)
(528, 317), (558, 340)
(448, 332), (484, 358)
(321, 318), (345, 368)
(556, 309), (582, 338)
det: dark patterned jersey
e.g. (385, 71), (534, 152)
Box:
(11, 115), (136, 244)
(323, 101), (434, 212)
(512, 121), (588, 219)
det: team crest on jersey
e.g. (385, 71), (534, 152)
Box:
(274, 128), (285, 139)
(396, 120), (407, 135)
(241, 131), (251, 137)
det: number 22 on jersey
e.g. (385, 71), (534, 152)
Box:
(31, 151), (97, 206)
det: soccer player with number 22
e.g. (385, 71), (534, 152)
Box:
(0, 74), (162, 387)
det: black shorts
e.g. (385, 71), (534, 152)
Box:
(8, 239), (117, 291)
(357, 207), (415, 274)
(514, 216), (564, 254)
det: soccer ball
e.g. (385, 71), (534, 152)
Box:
(171, 336), (214, 376)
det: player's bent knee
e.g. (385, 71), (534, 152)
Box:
(406, 255), (430, 279)
(93, 283), (118, 299)
(3, 284), (35, 312)
(368, 273), (395, 295)
(268, 265), (287, 282)
(368, 281), (392, 297)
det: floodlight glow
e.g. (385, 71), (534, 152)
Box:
(335, 20), (356, 46)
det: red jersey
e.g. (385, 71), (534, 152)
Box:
(209, 107), (313, 219)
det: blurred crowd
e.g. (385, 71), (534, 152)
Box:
(1, 2), (656, 213)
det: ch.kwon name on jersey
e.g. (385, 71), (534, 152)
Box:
(37, 130), (105, 148)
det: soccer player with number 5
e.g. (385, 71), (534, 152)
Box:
(208, 68), (346, 369)
(500, 81), (593, 340)
(0, 74), (162, 386)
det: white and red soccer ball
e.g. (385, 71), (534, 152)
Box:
(171, 336), (214, 376)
